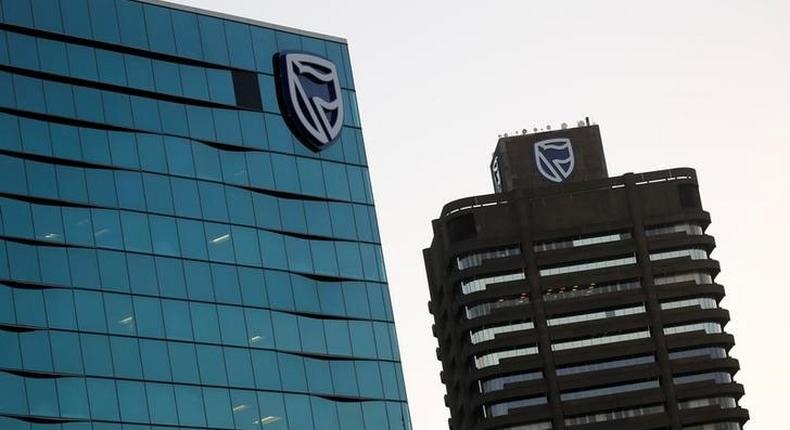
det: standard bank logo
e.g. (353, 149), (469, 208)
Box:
(534, 138), (575, 183)
(275, 52), (344, 152)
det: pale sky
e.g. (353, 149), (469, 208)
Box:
(173, 1), (788, 427)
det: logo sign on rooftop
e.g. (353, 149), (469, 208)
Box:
(534, 138), (575, 183)
(275, 52), (344, 152)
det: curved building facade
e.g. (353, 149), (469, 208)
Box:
(0, 1), (411, 429)
(424, 125), (747, 430)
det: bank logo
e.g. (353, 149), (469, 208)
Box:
(534, 138), (575, 183)
(276, 52), (344, 152)
(491, 156), (503, 193)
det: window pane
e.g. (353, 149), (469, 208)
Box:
(139, 340), (171, 382)
(190, 302), (220, 343)
(144, 4), (176, 55)
(224, 347), (254, 389)
(81, 334), (113, 377)
(168, 342), (199, 384)
(197, 345), (228, 385)
(161, 300), (192, 341)
(57, 378), (89, 419)
(203, 387), (234, 429)
(149, 215), (180, 256)
(110, 336), (142, 378)
(251, 350), (280, 390)
(145, 383), (178, 425)
(116, 380), (149, 423)
(132, 296), (164, 338)
(198, 15), (229, 64)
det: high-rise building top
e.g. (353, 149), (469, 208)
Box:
(424, 124), (747, 430)
(491, 124), (608, 193)
(0, 0), (411, 429)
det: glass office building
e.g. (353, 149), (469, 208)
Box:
(0, 1), (411, 429)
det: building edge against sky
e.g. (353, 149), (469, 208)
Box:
(424, 124), (747, 429)
(0, 0), (412, 429)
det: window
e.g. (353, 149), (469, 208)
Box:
(654, 272), (713, 286)
(475, 346), (539, 369)
(172, 10), (203, 59)
(162, 300), (193, 341)
(461, 272), (525, 295)
(38, 39), (68, 75)
(81, 334), (113, 377)
(470, 321), (534, 344)
(560, 380), (659, 401)
(557, 355), (655, 377)
(457, 246), (521, 270)
(547, 305), (645, 327)
(540, 255), (636, 277)
(146, 382), (178, 425)
(673, 372), (732, 385)
(551, 329), (651, 352)
(486, 396), (547, 417)
(669, 347), (727, 361)
(565, 405), (665, 426)
(678, 397), (737, 410)
(110, 337), (142, 378)
(543, 279), (641, 303)
(133, 296), (164, 338)
(144, 4), (177, 55)
(650, 248), (708, 262)
(664, 322), (722, 336)
(224, 347), (254, 389)
(661, 297), (717, 311)
(174, 385), (207, 427)
(168, 342), (199, 384)
(481, 371), (543, 393)
(646, 223), (703, 236)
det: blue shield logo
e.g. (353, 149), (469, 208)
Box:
(534, 138), (575, 183)
(275, 52), (344, 152)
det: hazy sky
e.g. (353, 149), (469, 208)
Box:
(173, 1), (788, 427)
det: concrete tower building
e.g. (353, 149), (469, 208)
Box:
(424, 124), (748, 430)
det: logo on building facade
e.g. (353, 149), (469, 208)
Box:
(534, 138), (575, 183)
(491, 155), (503, 193)
(275, 52), (344, 152)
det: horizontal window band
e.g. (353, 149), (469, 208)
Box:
(0, 278), (395, 324)
(0, 80), (367, 173)
(0, 63), (245, 111)
(0, 367), (402, 403)
(0, 107), (370, 172)
(0, 402), (407, 430)
(0, 236), (387, 286)
(0, 22), (245, 74)
(0, 21), (356, 92)
(0, 190), (379, 246)
(0, 324), (401, 365)
(0, 107), (373, 207)
(0, 224), (383, 284)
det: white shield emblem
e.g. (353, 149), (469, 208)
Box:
(276, 52), (344, 151)
(534, 138), (575, 183)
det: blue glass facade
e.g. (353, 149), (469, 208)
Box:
(0, 1), (411, 429)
